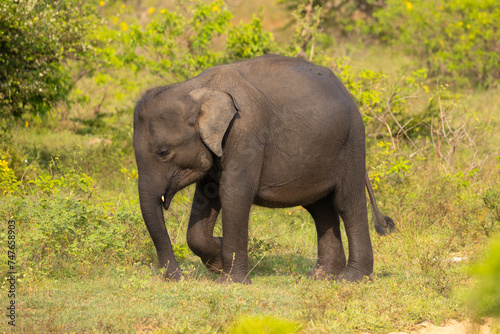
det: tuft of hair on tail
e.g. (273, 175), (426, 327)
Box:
(373, 215), (396, 236)
(365, 171), (396, 236)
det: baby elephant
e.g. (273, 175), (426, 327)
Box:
(133, 54), (394, 284)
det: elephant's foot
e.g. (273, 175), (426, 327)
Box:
(204, 257), (223, 274)
(201, 236), (223, 274)
(164, 268), (184, 281)
(337, 266), (372, 282)
(215, 273), (251, 285)
(307, 266), (339, 280)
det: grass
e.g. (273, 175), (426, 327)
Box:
(14, 274), (463, 333)
(4, 206), (478, 333)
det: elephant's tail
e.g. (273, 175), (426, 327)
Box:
(365, 170), (396, 236)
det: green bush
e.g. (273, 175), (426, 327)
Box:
(0, 150), (154, 278)
(1, 194), (153, 278)
(471, 237), (500, 317)
(482, 185), (500, 236)
(329, 56), (430, 143)
(483, 185), (500, 224)
(0, 158), (19, 195)
(372, 0), (500, 87)
(95, 0), (233, 81)
(281, 0), (500, 87)
(0, 0), (98, 118)
(226, 10), (276, 60)
(278, 0), (384, 38)
(94, 0), (280, 82)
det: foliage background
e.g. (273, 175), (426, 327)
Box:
(0, 0), (499, 332)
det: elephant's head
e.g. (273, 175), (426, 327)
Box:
(133, 84), (239, 211)
(133, 82), (240, 275)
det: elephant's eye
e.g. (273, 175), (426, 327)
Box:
(157, 148), (171, 158)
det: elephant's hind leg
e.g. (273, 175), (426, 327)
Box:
(304, 195), (346, 279)
(334, 169), (374, 282)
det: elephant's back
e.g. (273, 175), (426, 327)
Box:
(232, 55), (355, 123)
(234, 55), (357, 144)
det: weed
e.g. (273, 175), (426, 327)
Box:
(0, 158), (19, 195)
(483, 186), (500, 226)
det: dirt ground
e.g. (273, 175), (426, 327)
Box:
(386, 318), (497, 334)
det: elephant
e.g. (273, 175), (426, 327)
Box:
(133, 54), (395, 284)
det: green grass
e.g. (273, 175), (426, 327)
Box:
(13, 273), (464, 333)
(3, 218), (477, 333)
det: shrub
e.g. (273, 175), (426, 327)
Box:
(470, 238), (500, 317)
(93, 0), (282, 83)
(278, 0), (384, 38)
(0, 158), (19, 195)
(0, 193), (153, 278)
(482, 185), (500, 236)
(96, 0), (233, 81)
(281, 0), (500, 87)
(329, 57), (430, 144)
(0, 0), (97, 118)
(483, 185), (500, 224)
(372, 0), (500, 87)
(226, 10), (276, 60)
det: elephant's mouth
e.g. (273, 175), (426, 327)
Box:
(161, 192), (175, 211)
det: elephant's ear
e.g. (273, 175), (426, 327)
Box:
(189, 88), (239, 157)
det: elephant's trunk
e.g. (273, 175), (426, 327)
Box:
(138, 180), (182, 280)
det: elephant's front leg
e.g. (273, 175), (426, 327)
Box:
(186, 177), (223, 273)
(216, 191), (253, 284)
(215, 160), (261, 284)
